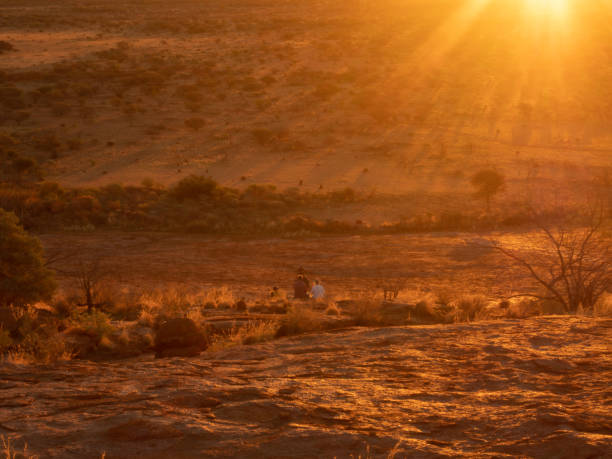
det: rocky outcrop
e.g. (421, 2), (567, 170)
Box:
(0, 316), (610, 458)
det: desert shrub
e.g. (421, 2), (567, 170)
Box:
(17, 327), (72, 364)
(50, 294), (75, 318)
(170, 175), (219, 201)
(0, 306), (72, 364)
(434, 289), (454, 308)
(10, 156), (38, 175)
(330, 187), (356, 203)
(137, 308), (156, 328)
(276, 305), (324, 337)
(95, 285), (141, 321)
(594, 293), (612, 317)
(137, 288), (189, 320)
(412, 299), (448, 323)
(0, 210), (56, 307)
(69, 309), (114, 342)
(452, 295), (488, 322)
(0, 40), (15, 54)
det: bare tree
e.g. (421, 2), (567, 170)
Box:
(72, 258), (108, 312)
(484, 204), (610, 313)
(45, 249), (109, 312)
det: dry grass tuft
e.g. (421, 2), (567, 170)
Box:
(594, 293), (612, 317)
(452, 295), (489, 322)
(209, 320), (278, 351)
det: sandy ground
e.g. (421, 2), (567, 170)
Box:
(1, 316), (610, 458)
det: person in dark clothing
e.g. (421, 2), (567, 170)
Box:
(293, 275), (308, 299)
(297, 267), (310, 290)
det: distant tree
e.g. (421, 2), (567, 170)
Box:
(0, 209), (56, 307)
(471, 169), (505, 212)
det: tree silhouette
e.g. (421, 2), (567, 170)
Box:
(470, 169), (505, 212)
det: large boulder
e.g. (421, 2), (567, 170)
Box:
(153, 318), (208, 358)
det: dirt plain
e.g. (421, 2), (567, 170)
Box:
(39, 230), (541, 301)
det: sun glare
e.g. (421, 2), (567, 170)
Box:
(524, 0), (569, 18)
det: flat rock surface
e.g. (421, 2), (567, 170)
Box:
(1, 316), (611, 458)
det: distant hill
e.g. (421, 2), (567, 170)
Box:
(0, 0), (610, 194)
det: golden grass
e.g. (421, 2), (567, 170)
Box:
(594, 293), (612, 317)
(209, 320), (278, 351)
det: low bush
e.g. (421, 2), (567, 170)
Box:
(453, 295), (489, 322)
(68, 309), (114, 342)
(0, 41), (16, 54)
(0, 177), (541, 237)
(594, 293), (612, 317)
(276, 305), (325, 337)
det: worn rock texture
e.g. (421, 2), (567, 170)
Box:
(1, 316), (610, 458)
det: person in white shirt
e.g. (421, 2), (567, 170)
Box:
(310, 280), (325, 300)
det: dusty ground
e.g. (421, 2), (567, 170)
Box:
(1, 316), (610, 458)
(40, 230), (540, 300)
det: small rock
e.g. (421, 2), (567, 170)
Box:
(154, 318), (207, 358)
